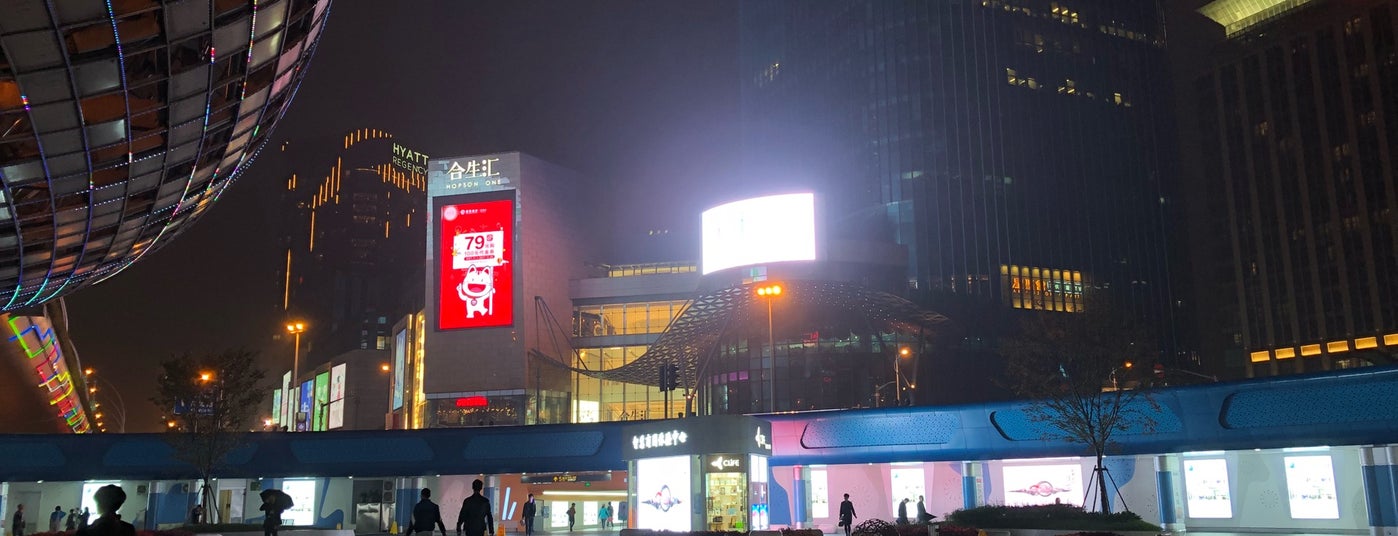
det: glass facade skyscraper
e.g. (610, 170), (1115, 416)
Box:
(740, 1), (1181, 363)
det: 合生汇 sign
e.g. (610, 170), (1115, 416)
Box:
(436, 195), (514, 330)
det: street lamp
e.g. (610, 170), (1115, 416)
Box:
(896, 347), (913, 405)
(754, 283), (783, 412)
(285, 321), (307, 383)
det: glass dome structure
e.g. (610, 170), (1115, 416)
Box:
(0, 0), (333, 310)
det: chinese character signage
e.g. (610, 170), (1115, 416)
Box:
(427, 152), (518, 197)
(437, 194), (515, 330)
(1000, 264), (1085, 312)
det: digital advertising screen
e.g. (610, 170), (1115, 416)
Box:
(1002, 464), (1082, 507)
(330, 363), (347, 402)
(1285, 455), (1339, 519)
(636, 455), (692, 531)
(890, 466), (927, 515)
(314, 372), (330, 431)
(392, 329), (406, 410)
(701, 193), (816, 275)
(1184, 458), (1232, 518)
(436, 194), (515, 330)
(297, 380), (313, 432)
(282, 479), (317, 526)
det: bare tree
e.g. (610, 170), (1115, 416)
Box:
(1000, 294), (1156, 514)
(152, 349), (266, 524)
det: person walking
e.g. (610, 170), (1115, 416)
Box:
(454, 479), (493, 536)
(521, 494), (537, 536)
(565, 504), (576, 532)
(12, 504), (25, 536)
(74, 486), (135, 536)
(65, 509), (78, 532)
(49, 506), (66, 532)
(79, 509), (90, 529)
(408, 489), (447, 536)
(599, 503), (610, 529)
(838, 494), (855, 536)
(190, 504), (204, 525)
(259, 493), (287, 536)
(896, 498), (909, 524)
(915, 496), (932, 524)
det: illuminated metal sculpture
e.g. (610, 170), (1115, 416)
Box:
(0, 0), (334, 310)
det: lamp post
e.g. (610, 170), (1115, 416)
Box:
(86, 369), (128, 433)
(895, 347), (912, 405)
(1109, 361), (1134, 391)
(285, 322), (307, 383)
(754, 283), (783, 413)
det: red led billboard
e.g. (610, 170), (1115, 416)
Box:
(437, 197), (514, 330)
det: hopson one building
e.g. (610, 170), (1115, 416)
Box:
(385, 151), (945, 429)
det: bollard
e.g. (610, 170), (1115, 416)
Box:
(496, 525), (506, 536)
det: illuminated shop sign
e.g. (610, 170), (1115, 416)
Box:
(5, 316), (91, 433)
(436, 193), (515, 330)
(1000, 264), (1085, 312)
(632, 430), (688, 451)
(433, 156), (512, 192)
(636, 456), (692, 531)
(521, 472), (614, 484)
(392, 143), (429, 175)
(702, 193), (817, 275)
(1284, 455), (1339, 519)
(1184, 458), (1232, 518)
(707, 454), (745, 472)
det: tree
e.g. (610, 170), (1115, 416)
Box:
(152, 348), (266, 524)
(999, 294), (1157, 514)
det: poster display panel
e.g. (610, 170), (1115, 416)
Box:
(392, 329), (406, 410)
(281, 372), (292, 428)
(890, 466), (927, 514)
(314, 372), (330, 431)
(636, 456), (692, 531)
(436, 196), (514, 330)
(283, 479), (317, 526)
(1002, 464), (1082, 507)
(271, 389), (282, 426)
(328, 399), (345, 430)
(1184, 458), (1232, 518)
(330, 363), (347, 401)
(298, 380), (313, 432)
(810, 469), (829, 519)
(1285, 455), (1340, 519)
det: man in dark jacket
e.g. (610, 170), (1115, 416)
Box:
(12, 504), (25, 536)
(838, 494), (855, 536)
(75, 486), (135, 536)
(521, 494), (536, 536)
(455, 479), (494, 536)
(409, 489), (447, 536)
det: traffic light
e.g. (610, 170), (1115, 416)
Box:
(658, 363), (681, 391)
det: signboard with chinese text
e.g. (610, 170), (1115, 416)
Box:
(435, 193), (515, 330)
(1000, 264), (1085, 312)
(392, 329), (406, 410)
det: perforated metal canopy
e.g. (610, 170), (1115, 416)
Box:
(565, 279), (948, 387)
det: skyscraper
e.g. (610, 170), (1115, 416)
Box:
(1184, 0), (1398, 376)
(740, 1), (1182, 367)
(276, 128), (428, 365)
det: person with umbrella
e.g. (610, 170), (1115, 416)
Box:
(259, 489), (292, 536)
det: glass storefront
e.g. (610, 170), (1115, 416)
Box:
(575, 300), (690, 337)
(706, 471), (747, 530)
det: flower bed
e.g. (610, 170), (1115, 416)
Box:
(944, 505), (1160, 532)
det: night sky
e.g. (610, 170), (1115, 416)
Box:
(65, 1), (740, 432)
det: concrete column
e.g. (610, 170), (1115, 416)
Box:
(791, 466), (808, 529)
(961, 462), (979, 510)
(1154, 455), (1179, 531)
(1362, 445), (1398, 536)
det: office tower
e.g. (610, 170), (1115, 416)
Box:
(1185, 0), (1398, 376)
(740, 1), (1183, 379)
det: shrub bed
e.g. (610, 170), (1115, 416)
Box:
(944, 505), (1160, 532)
(620, 529), (747, 536)
(780, 529), (824, 536)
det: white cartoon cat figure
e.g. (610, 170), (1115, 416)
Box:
(457, 264), (494, 318)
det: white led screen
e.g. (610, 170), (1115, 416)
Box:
(1285, 455), (1339, 519)
(1002, 464), (1081, 507)
(810, 469), (829, 518)
(890, 467), (927, 515)
(1184, 458), (1232, 518)
(636, 455), (692, 531)
(701, 193), (816, 274)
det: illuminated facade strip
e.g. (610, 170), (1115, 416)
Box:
(1198, 0), (1317, 37)
(6, 316), (91, 433)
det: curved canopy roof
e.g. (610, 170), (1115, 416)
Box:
(568, 279), (948, 387)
